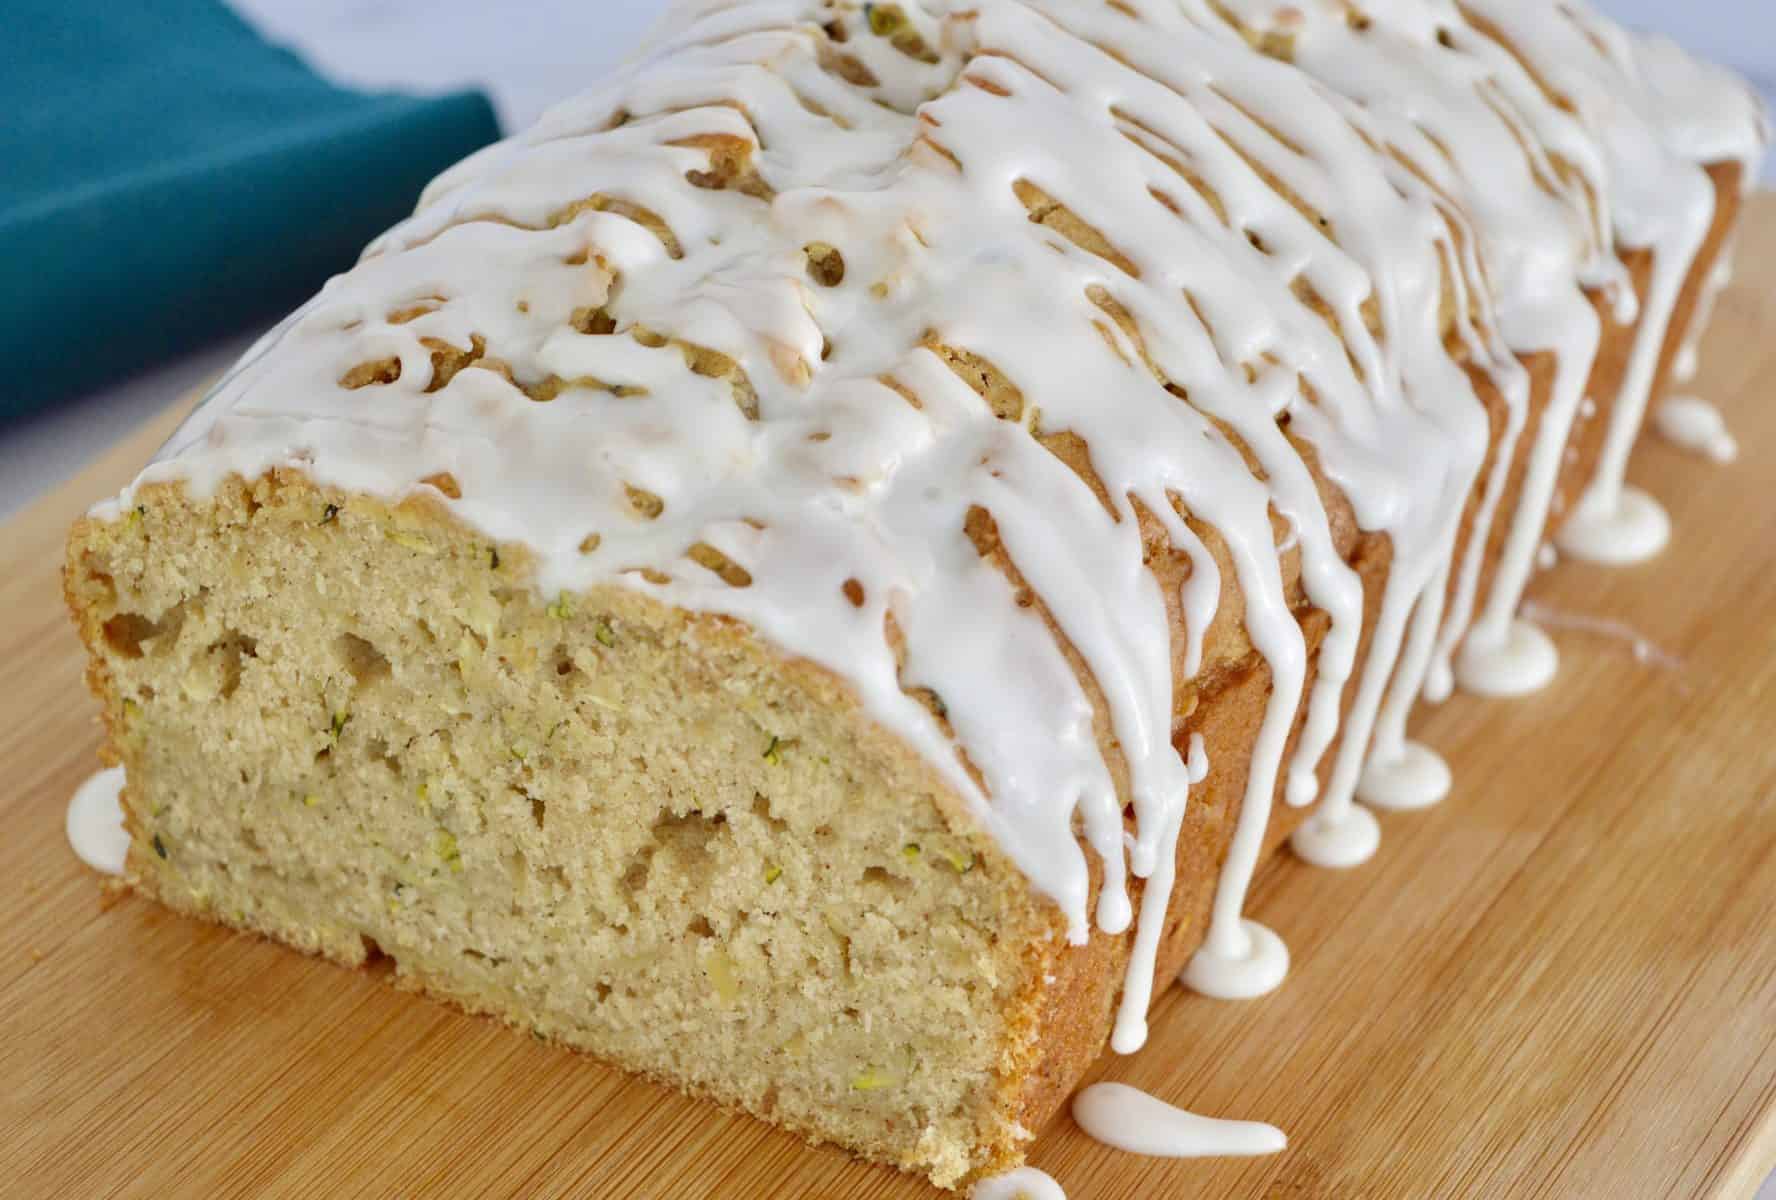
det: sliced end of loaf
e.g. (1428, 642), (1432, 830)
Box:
(64, 470), (1060, 1188)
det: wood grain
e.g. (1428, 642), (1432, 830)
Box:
(5, 199), (1776, 1200)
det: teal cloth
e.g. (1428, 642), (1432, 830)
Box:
(1, 1), (500, 421)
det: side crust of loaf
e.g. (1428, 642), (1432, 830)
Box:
(1006, 160), (1752, 1153)
(1554, 161), (1745, 527)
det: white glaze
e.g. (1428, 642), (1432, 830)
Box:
(1358, 740), (1451, 812)
(1672, 246), (1734, 384)
(1455, 616), (1558, 698)
(1472, 4), (1772, 567)
(1290, 800), (1381, 871)
(1555, 484), (1671, 566)
(1179, 917), (1289, 1000)
(971, 1167), (1066, 1200)
(1654, 396), (1738, 463)
(67, 766), (129, 876)
(86, 0), (1762, 1127)
(1193, 0), (1610, 709)
(1072, 1082), (1286, 1159)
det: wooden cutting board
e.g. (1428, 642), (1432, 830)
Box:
(6, 199), (1776, 1200)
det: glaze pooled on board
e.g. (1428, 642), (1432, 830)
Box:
(1655, 396), (1738, 463)
(1072, 1081), (1287, 1159)
(66, 767), (128, 876)
(970, 1166), (1066, 1200)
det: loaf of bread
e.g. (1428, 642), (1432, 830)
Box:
(64, 0), (1765, 1189)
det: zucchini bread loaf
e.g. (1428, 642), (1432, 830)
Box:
(64, 0), (1765, 1189)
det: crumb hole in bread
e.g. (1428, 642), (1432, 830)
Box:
(750, 793), (789, 835)
(362, 737), (401, 776)
(336, 633), (391, 688)
(653, 809), (730, 864)
(360, 937), (397, 980)
(102, 612), (161, 659)
(687, 914), (716, 939)
(207, 633), (255, 699)
(861, 865), (913, 898)
(622, 846), (654, 893)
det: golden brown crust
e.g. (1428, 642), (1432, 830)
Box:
(1004, 524), (1390, 1163)
(996, 162), (1750, 1177)
(1554, 161), (1744, 527)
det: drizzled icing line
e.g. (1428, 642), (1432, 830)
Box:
(1476, 1), (1770, 562)
(90, 0), (1761, 1066)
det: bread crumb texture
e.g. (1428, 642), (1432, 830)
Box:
(65, 472), (1057, 1188)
